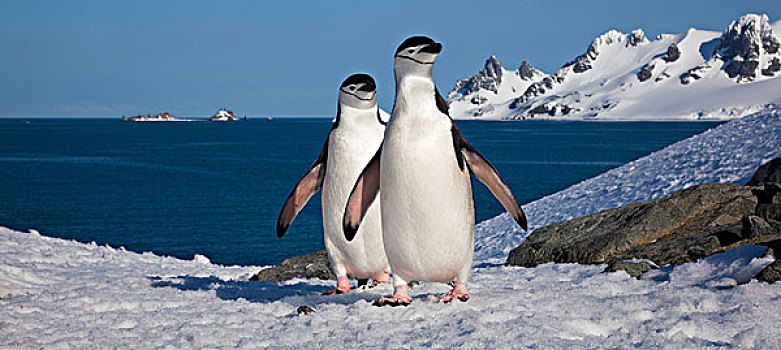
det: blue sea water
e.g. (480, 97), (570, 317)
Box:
(0, 118), (722, 266)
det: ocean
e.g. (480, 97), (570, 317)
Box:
(0, 118), (722, 266)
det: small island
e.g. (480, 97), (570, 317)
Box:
(123, 112), (194, 122)
(209, 109), (239, 122)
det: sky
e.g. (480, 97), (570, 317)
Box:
(0, 1), (779, 117)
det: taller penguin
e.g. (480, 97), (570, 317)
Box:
(344, 36), (528, 306)
(277, 73), (390, 294)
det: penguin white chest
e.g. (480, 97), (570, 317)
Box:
(380, 111), (475, 283)
(322, 110), (387, 278)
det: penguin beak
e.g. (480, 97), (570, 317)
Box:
(420, 42), (442, 54)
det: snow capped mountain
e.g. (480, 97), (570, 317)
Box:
(448, 56), (545, 117)
(449, 13), (781, 120)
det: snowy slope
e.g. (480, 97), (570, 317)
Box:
(476, 105), (781, 261)
(1, 108), (780, 348)
(450, 13), (781, 120)
(448, 56), (546, 117)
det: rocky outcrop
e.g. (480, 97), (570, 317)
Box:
(507, 159), (781, 282)
(747, 157), (781, 185)
(713, 14), (780, 81)
(762, 57), (781, 77)
(453, 56), (504, 96)
(518, 60), (537, 80)
(680, 64), (711, 84)
(250, 250), (334, 282)
(664, 43), (680, 62)
(638, 63), (654, 82)
(506, 183), (758, 267)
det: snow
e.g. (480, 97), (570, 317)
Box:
(2, 108), (781, 348)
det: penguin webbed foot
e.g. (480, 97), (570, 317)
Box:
(365, 271), (391, 289)
(440, 282), (469, 303)
(322, 287), (352, 295)
(371, 296), (412, 307)
(372, 284), (411, 307)
(323, 275), (353, 295)
(440, 292), (470, 303)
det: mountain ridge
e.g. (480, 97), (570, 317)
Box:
(448, 13), (781, 120)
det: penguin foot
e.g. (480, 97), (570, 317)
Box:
(370, 271), (391, 285)
(323, 275), (352, 295)
(371, 296), (412, 307)
(322, 288), (351, 295)
(440, 282), (469, 303)
(439, 291), (470, 303)
(372, 284), (411, 306)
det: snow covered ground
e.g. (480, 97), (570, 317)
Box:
(2, 108), (780, 348)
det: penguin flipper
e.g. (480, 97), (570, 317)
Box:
(452, 124), (528, 231)
(276, 136), (329, 238)
(343, 145), (382, 241)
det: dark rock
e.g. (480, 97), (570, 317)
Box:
(565, 44), (598, 74)
(756, 259), (781, 283)
(637, 63), (654, 82)
(453, 56), (504, 96)
(680, 64), (709, 84)
(756, 239), (781, 283)
(296, 305), (316, 315)
(507, 183), (758, 267)
(250, 250), (335, 282)
(572, 61), (592, 73)
(753, 187), (781, 222)
(518, 60), (536, 80)
(724, 59), (759, 80)
(742, 215), (773, 238)
(627, 30), (647, 47)
(713, 14), (776, 81)
(470, 95), (488, 105)
(765, 36), (780, 54)
(746, 158), (781, 185)
(604, 259), (658, 278)
(664, 43), (680, 62)
(762, 57), (781, 76)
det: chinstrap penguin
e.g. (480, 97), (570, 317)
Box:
(343, 36), (528, 306)
(277, 73), (391, 294)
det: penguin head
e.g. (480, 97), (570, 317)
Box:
(338, 73), (377, 109)
(394, 36), (442, 78)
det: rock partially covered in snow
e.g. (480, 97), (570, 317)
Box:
(714, 13), (781, 82)
(249, 250), (334, 282)
(756, 244), (781, 283)
(747, 158), (781, 185)
(448, 55), (545, 117)
(507, 157), (781, 279)
(209, 108), (239, 122)
(452, 56), (504, 97)
(506, 183), (759, 268)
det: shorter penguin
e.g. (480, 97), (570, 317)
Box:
(277, 73), (391, 294)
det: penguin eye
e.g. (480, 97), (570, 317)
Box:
(407, 49), (414, 54)
(349, 86), (355, 91)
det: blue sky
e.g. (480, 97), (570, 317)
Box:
(0, 1), (778, 117)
